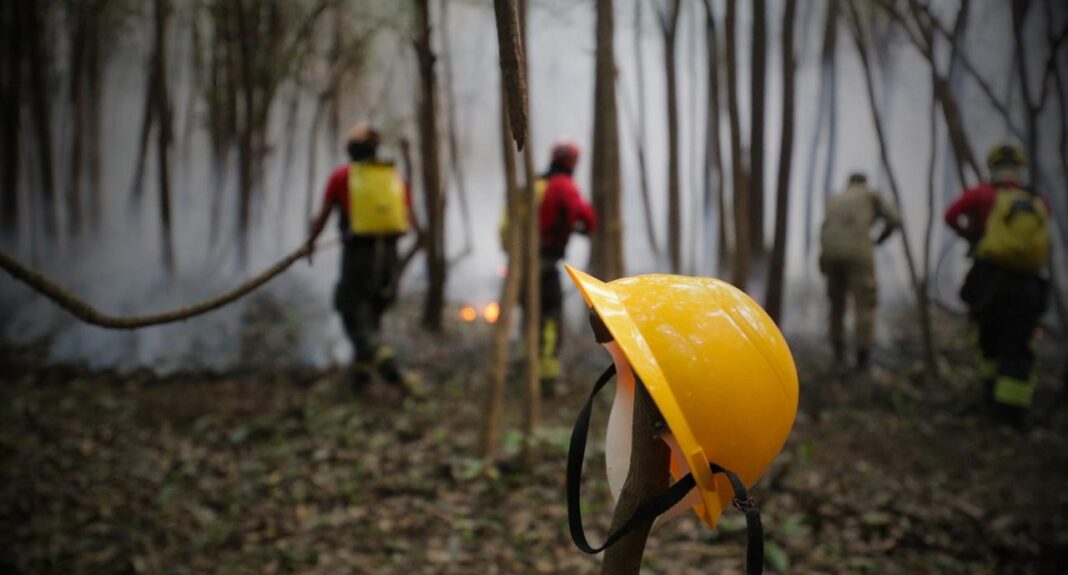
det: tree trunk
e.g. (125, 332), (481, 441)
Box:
(27, 2), (57, 238)
(749, 0), (768, 265)
(234, 0), (256, 267)
(660, 0), (682, 273)
(68, 4), (87, 237)
(517, 0), (540, 472)
(632, 0), (659, 257)
(725, 0), (749, 289)
(440, 0), (475, 261)
(599, 383), (671, 575)
(155, 0), (175, 273)
(492, 0), (528, 149)
(846, 0), (935, 376)
(85, 4), (103, 233)
(1, 1), (23, 235)
(701, 0), (727, 275)
(482, 83), (525, 460)
(416, 0), (447, 332)
(765, 0), (798, 324)
(802, 0), (837, 260)
(589, 0), (624, 280)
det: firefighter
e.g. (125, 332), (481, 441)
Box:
(500, 142), (597, 395)
(819, 173), (900, 369)
(306, 123), (412, 391)
(944, 144), (1050, 426)
(533, 142), (597, 396)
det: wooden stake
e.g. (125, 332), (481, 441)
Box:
(601, 383), (671, 575)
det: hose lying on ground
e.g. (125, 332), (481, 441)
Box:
(0, 242), (329, 330)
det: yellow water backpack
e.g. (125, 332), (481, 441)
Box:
(497, 178), (547, 248)
(977, 185), (1050, 273)
(348, 162), (409, 236)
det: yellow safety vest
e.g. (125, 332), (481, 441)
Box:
(348, 162), (410, 236)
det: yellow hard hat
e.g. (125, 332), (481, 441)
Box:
(565, 265), (798, 529)
(986, 143), (1027, 170)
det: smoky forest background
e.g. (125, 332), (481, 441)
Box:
(2, 0), (1068, 573)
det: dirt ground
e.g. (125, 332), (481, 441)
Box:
(1, 306), (1067, 574)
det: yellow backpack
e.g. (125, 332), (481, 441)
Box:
(497, 178), (547, 249)
(977, 186), (1050, 273)
(348, 162), (409, 236)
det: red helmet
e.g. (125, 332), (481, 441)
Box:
(551, 141), (581, 172)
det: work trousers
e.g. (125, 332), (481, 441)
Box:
(520, 257), (564, 383)
(824, 259), (877, 352)
(334, 237), (400, 366)
(961, 259), (1048, 411)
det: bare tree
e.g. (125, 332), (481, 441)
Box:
(845, 0), (935, 375)
(701, 0), (728, 275)
(589, 0), (624, 280)
(658, 0), (683, 273)
(27, 2), (57, 238)
(482, 84), (525, 460)
(415, 0), (447, 332)
(440, 0), (475, 262)
(766, 0), (798, 324)
(802, 0), (838, 261)
(154, 0), (175, 272)
(1, 2), (23, 235)
(631, 0), (659, 257)
(725, 0), (750, 288)
(749, 0), (768, 265)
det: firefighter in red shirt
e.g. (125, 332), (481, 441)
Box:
(944, 144), (1051, 426)
(306, 124), (412, 391)
(536, 142), (597, 395)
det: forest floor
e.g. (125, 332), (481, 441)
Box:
(2, 300), (1067, 575)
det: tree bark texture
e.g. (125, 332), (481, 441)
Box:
(725, 0), (750, 289)
(589, 0), (624, 280)
(749, 0), (768, 263)
(599, 383), (671, 575)
(482, 83), (525, 460)
(518, 0), (541, 471)
(493, 0), (528, 150)
(766, 0), (798, 324)
(416, 0), (447, 332)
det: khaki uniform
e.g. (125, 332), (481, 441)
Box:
(819, 183), (900, 352)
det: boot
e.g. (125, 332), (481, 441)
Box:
(349, 362), (375, 394)
(856, 348), (871, 370)
(832, 341), (846, 364)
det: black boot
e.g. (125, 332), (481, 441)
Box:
(349, 363), (375, 393)
(856, 349), (871, 370)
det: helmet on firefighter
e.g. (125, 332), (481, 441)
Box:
(986, 143), (1027, 170)
(564, 265), (798, 574)
(550, 141), (581, 173)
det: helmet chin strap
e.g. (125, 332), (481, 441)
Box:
(566, 363), (765, 575)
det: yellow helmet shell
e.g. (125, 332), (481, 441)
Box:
(565, 265), (799, 528)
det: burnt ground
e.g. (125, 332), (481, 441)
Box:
(1, 304), (1067, 575)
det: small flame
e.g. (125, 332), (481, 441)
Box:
(483, 302), (500, 324)
(459, 306), (478, 322)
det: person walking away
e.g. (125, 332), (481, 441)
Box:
(944, 144), (1050, 427)
(307, 123), (412, 391)
(512, 142), (597, 396)
(819, 172), (900, 369)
